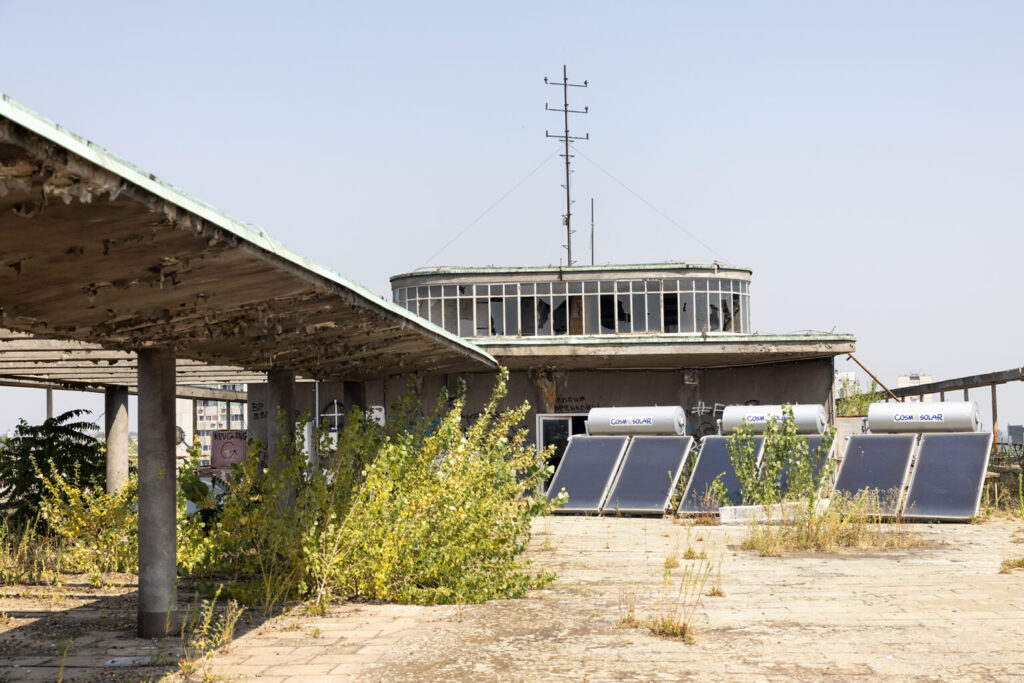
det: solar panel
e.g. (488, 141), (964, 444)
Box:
(546, 435), (630, 513)
(776, 435), (837, 495)
(832, 434), (916, 515)
(677, 436), (765, 513)
(902, 432), (993, 521)
(603, 436), (694, 514)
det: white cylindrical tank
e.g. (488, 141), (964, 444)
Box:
(867, 401), (981, 433)
(587, 406), (686, 436)
(721, 404), (827, 435)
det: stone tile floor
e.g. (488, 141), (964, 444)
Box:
(2, 516), (1024, 681)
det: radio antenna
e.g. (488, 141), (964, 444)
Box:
(545, 65), (588, 267)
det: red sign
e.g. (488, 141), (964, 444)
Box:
(211, 430), (247, 468)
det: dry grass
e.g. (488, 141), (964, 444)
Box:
(999, 557), (1024, 574)
(740, 491), (924, 556)
(617, 586), (639, 627)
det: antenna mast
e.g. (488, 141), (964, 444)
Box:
(545, 65), (588, 267)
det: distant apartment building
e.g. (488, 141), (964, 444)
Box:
(834, 370), (857, 400)
(897, 373), (933, 402)
(192, 384), (247, 463)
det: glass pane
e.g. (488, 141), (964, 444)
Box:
(418, 286), (428, 297)
(459, 299), (474, 336)
(443, 300), (457, 333)
(429, 300), (442, 326)
(429, 286), (441, 297)
(417, 300), (428, 319)
(568, 281), (582, 294)
(599, 281), (614, 293)
(743, 295), (750, 332)
(520, 296), (536, 335)
(521, 282), (534, 295)
(721, 294), (733, 332)
(584, 280), (599, 293)
(630, 280), (643, 293)
(584, 295), (600, 334)
(679, 291), (695, 332)
(504, 295), (518, 335)
(709, 297), (721, 331)
(552, 295), (567, 334)
(475, 299), (489, 335)
(490, 284), (503, 295)
(569, 295), (584, 334)
(537, 282), (550, 295)
(541, 418), (571, 482)
(599, 294), (616, 333)
(731, 293), (742, 333)
(475, 284), (488, 295)
(443, 285), (456, 297)
(646, 280), (661, 292)
(537, 296), (552, 335)
(505, 284), (517, 295)
(552, 281), (567, 295)
(490, 297), (504, 335)
(647, 293), (660, 331)
(458, 284), (470, 296)
(663, 293), (679, 333)
(684, 279), (697, 292)
(617, 294), (632, 333)
(665, 279), (679, 292)
(694, 292), (708, 333)
(632, 293), (646, 332)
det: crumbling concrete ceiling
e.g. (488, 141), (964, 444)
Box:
(0, 330), (264, 386)
(0, 98), (496, 380)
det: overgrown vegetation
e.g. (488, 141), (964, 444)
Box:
(0, 370), (563, 619)
(0, 410), (103, 523)
(836, 377), (885, 416)
(741, 490), (923, 555)
(725, 405), (836, 507)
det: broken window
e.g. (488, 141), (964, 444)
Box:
(695, 292), (708, 333)
(616, 293), (632, 334)
(459, 298), (474, 336)
(663, 293), (679, 333)
(490, 297), (504, 335)
(552, 295), (567, 335)
(569, 295), (584, 335)
(584, 295), (599, 334)
(520, 296), (536, 335)
(536, 296), (552, 335)
(599, 294), (616, 333)
(504, 296), (518, 335)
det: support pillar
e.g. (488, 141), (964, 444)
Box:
(992, 384), (999, 450)
(267, 368), (296, 481)
(137, 348), (178, 638)
(104, 386), (130, 494)
(45, 388), (53, 420)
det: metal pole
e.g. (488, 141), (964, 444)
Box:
(590, 197), (595, 266)
(846, 354), (901, 402)
(137, 347), (178, 638)
(991, 384), (999, 449)
(45, 387), (53, 420)
(964, 388), (969, 401)
(562, 65), (572, 266)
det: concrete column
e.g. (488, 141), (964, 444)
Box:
(45, 388), (53, 420)
(104, 386), (130, 494)
(267, 369), (296, 473)
(137, 348), (178, 638)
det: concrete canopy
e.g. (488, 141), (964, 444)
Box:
(475, 334), (857, 371)
(0, 94), (496, 380)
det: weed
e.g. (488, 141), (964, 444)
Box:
(311, 627), (321, 638)
(647, 560), (711, 643)
(707, 539), (726, 597)
(178, 587), (244, 681)
(741, 490), (924, 555)
(617, 586), (639, 627)
(1000, 557), (1024, 574)
(56, 636), (72, 683)
(664, 553), (680, 569)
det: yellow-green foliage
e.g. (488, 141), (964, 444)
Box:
(333, 370), (559, 604)
(36, 465), (138, 575)
(207, 368), (561, 610)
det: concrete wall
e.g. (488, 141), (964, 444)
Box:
(377, 356), (837, 441)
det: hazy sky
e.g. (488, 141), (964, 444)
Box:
(2, 1), (1023, 432)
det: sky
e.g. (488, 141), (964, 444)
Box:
(1, 1), (1023, 433)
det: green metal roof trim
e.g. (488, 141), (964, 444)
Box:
(391, 262), (752, 281)
(0, 93), (495, 367)
(473, 333), (856, 347)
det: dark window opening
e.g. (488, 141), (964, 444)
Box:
(664, 293), (679, 332)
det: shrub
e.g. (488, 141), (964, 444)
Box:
(727, 406), (836, 506)
(205, 368), (561, 610)
(0, 410), (103, 523)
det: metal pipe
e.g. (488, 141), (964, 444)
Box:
(846, 354), (901, 402)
